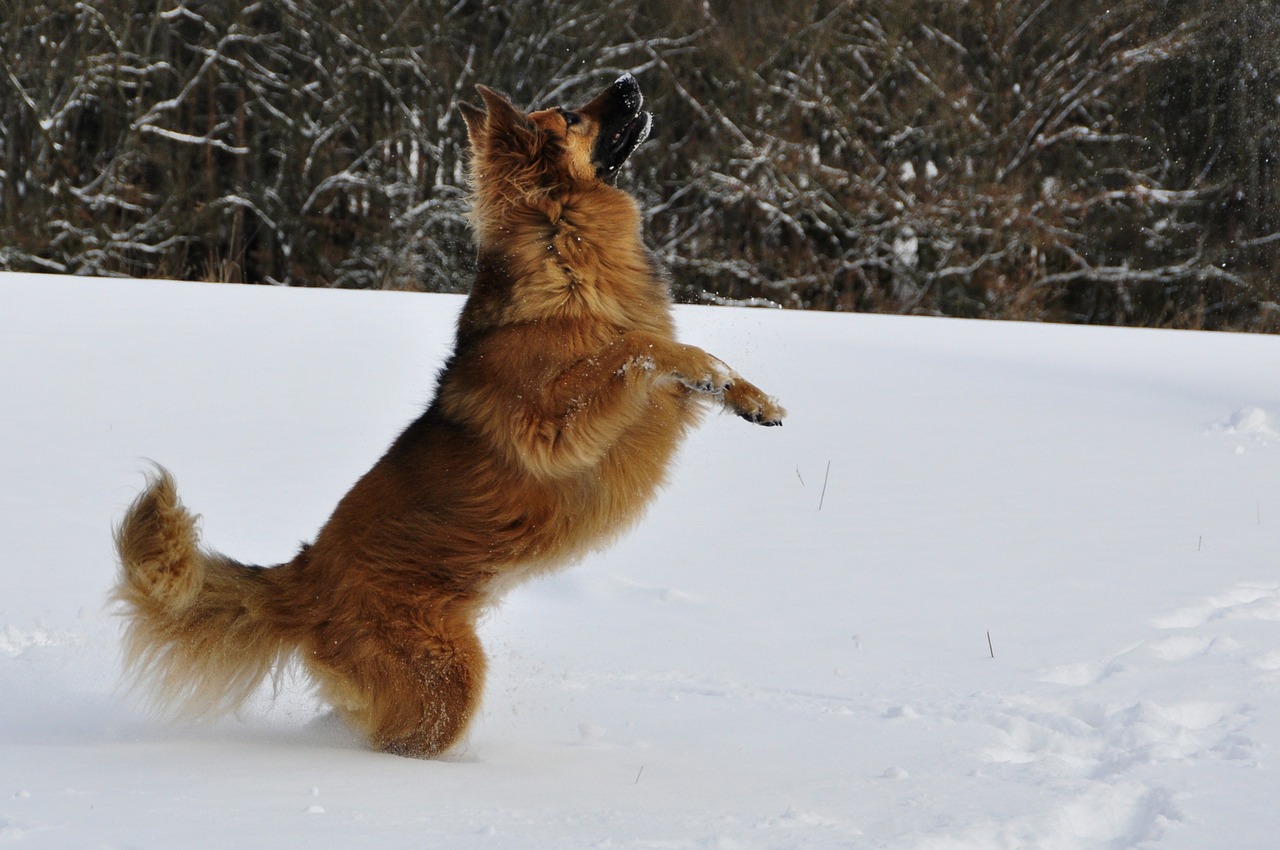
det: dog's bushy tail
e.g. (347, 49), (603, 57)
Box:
(113, 467), (302, 718)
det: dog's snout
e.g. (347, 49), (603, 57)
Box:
(613, 73), (642, 111)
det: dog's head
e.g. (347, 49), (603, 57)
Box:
(460, 74), (653, 199)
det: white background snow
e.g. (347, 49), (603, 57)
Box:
(2, 271), (1279, 848)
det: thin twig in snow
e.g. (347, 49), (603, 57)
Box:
(818, 461), (832, 511)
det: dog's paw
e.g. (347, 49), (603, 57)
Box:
(738, 406), (785, 426)
(675, 359), (734, 396)
(723, 379), (785, 427)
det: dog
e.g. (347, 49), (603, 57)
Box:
(113, 74), (785, 758)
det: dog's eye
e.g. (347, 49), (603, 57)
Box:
(560, 110), (582, 128)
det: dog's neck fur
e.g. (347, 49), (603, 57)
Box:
(459, 181), (673, 343)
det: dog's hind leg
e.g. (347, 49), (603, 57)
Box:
(307, 605), (487, 758)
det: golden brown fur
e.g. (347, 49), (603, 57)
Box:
(113, 75), (784, 758)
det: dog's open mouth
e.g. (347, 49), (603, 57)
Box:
(588, 74), (653, 179)
(604, 111), (652, 168)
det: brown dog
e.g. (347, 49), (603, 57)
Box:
(114, 74), (784, 758)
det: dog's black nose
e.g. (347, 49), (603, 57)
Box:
(613, 73), (642, 111)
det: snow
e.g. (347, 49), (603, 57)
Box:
(2, 270), (1280, 849)
(892, 229), (919, 268)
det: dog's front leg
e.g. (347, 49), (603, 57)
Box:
(615, 334), (786, 427)
(551, 332), (785, 431)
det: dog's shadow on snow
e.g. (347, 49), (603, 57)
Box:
(0, 661), (372, 756)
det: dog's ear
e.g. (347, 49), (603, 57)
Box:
(459, 100), (486, 146)
(474, 85), (528, 132)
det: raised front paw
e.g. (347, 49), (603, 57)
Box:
(640, 341), (784, 426)
(676, 358), (734, 396)
(723, 378), (785, 427)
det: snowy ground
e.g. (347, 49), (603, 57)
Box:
(2, 271), (1279, 849)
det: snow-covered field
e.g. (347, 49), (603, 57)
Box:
(2, 270), (1279, 849)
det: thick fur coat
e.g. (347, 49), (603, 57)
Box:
(114, 75), (784, 758)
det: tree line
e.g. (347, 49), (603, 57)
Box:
(1, 0), (1276, 329)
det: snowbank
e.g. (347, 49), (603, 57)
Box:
(2, 271), (1279, 848)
